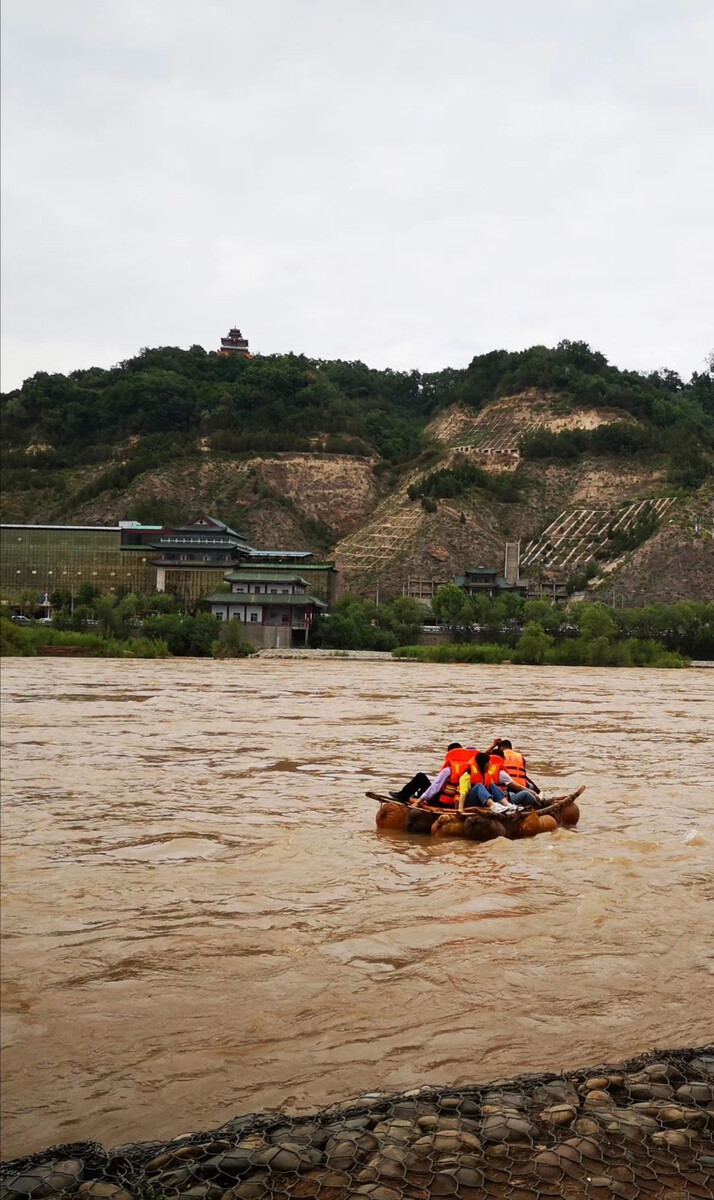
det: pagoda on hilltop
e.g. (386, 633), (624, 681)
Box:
(218, 326), (251, 357)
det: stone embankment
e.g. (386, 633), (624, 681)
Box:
(256, 648), (394, 661)
(2, 1046), (712, 1199)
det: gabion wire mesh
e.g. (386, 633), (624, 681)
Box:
(1, 1046), (712, 1200)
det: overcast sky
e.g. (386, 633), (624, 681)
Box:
(2, 0), (712, 392)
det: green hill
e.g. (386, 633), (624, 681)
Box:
(1, 340), (712, 605)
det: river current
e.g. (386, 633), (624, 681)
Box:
(1, 658), (712, 1159)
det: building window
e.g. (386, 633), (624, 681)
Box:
(250, 612), (258, 622)
(215, 611), (224, 621)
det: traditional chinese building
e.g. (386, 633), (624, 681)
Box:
(453, 567), (528, 599)
(119, 516), (338, 604)
(204, 568), (326, 648)
(218, 327), (251, 357)
(1, 516), (340, 607)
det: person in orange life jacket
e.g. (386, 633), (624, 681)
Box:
(458, 751), (522, 813)
(493, 739), (541, 808)
(389, 740), (496, 808)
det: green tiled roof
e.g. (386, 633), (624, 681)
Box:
(223, 570), (309, 583)
(204, 592), (326, 607)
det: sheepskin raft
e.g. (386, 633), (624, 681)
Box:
(368, 787), (584, 841)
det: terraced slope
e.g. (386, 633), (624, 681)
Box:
(521, 498), (676, 572)
(427, 393), (635, 457)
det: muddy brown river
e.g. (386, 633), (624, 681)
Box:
(1, 658), (712, 1160)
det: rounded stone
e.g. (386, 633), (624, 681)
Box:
(627, 1082), (674, 1100)
(348, 1187), (402, 1200)
(365, 1144), (411, 1179)
(583, 1090), (613, 1108)
(411, 1130), (480, 1157)
(585, 1077), (610, 1091)
(78, 1187), (134, 1200)
(153, 1168), (193, 1189)
(417, 1115), (456, 1130)
(482, 1090), (527, 1110)
(534, 1080), (580, 1107)
(629, 1101), (661, 1116)
(481, 1114), (534, 1143)
(172, 1146), (211, 1162)
(540, 1104), (577, 1127)
(4, 1160), (84, 1200)
(561, 1137), (603, 1163)
(651, 1128), (694, 1148)
(372, 1119), (418, 1143)
(268, 1123), (325, 1148)
(690, 1055), (714, 1075)
(657, 1104), (693, 1126)
(255, 1145), (316, 1173)
(229, 1181), (271, 1200)
(644, 1061), (676, 1080)
(429, 1171), (459, 1195)
(532, 1150), (562, 1181)
(327, 1130), (378, 1150)
(676, 1082), (714, 1104)
(144, 1154), (173, 1173)
(484, 1142), (510, 1157)
(573, 1116), (600, 1136)
(176, 1188), (223, 1200)
(600, 1111), (654, 1139)
(203, 1152), (255, 1179)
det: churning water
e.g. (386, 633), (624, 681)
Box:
(1, 658), (712, 1158)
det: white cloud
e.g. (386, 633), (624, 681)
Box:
(2, 0), (713, 390)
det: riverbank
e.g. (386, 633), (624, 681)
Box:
(2, 1046), (712, 1197)
(257, 647), (394, 660)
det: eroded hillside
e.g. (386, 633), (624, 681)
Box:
(2, 340), (712, 602)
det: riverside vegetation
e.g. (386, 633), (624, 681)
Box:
(0, 588), (255, 660)
(3, 589), (712, 665)
(317, 591), (714, 667)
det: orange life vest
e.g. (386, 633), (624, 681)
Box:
(501, 748), (528, 788)
(466, 757), (501, 789)
(438, 747), (475, 805)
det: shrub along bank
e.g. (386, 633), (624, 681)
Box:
(0, 614), (257, 659)
(390, 595), (703, 668)
(0, 618), (169, 658)
(393, 636), (686, 668)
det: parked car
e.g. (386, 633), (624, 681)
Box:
(10, 615), (33, 626)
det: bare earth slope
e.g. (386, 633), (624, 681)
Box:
(2, 394), (711, 602)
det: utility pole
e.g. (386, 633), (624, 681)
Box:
(375, 580), (380, 607)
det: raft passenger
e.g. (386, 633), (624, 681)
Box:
(458, 751), (521, 813)
(496, 739), (541, 793)
(390, 742), (475, 808)
(493, 740), (541, 808)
